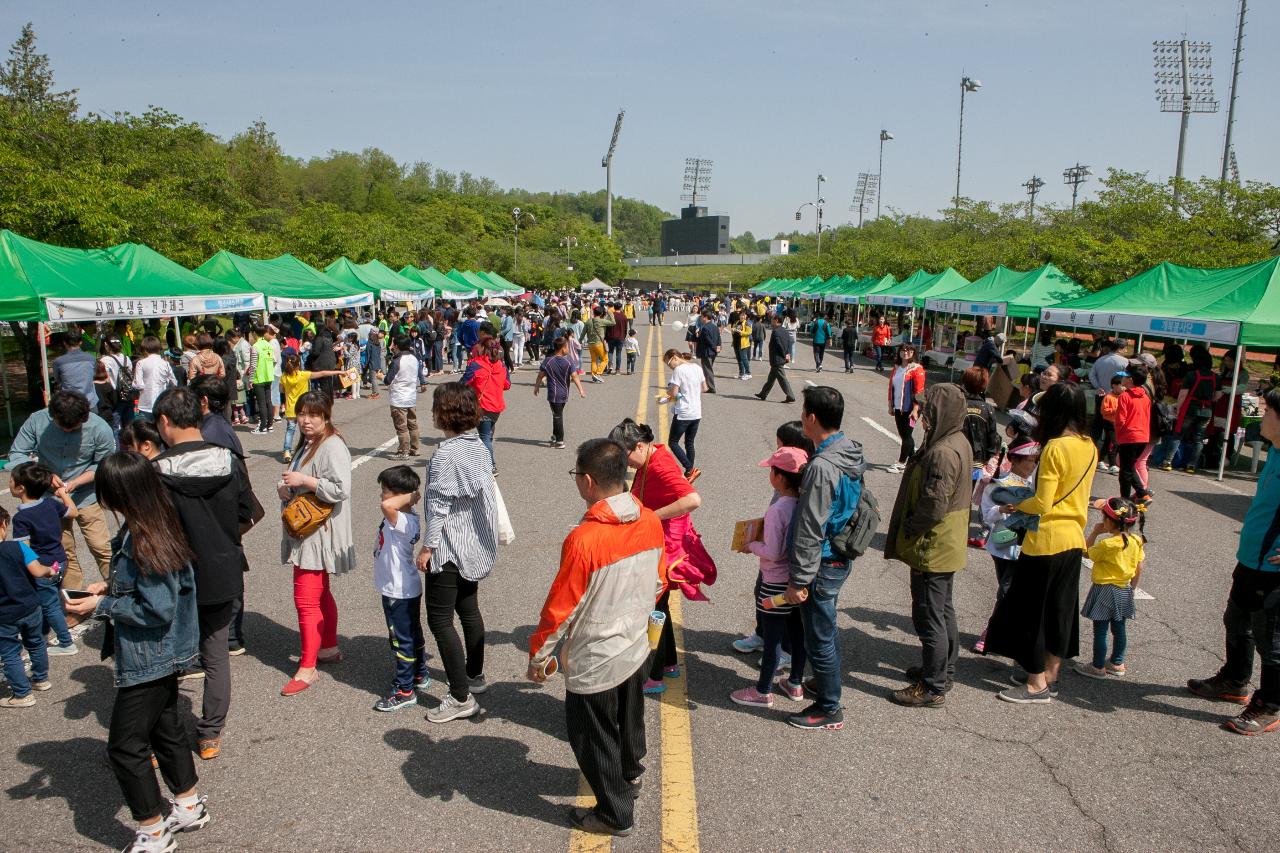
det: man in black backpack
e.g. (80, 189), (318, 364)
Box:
(1173, 345), (1223, 474)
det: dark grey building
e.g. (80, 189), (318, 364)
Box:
(660, 206), (730, 256)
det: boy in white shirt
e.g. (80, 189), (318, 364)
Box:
(373, 465), (428, 712)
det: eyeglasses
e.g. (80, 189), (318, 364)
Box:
(569, 469), (586, 478)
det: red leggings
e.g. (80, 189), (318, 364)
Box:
(293, 567), (338, 668)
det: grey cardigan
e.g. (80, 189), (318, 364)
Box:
(280, 435), (355, 574)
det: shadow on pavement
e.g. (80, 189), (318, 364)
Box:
(240, 611), (398, 698)
(477, 682), (569, 741)
(1167, 489), (1253, 521)
(62, 664), (116, 729)
(384, 728), (577, 826)
(8, 735), (126, 848)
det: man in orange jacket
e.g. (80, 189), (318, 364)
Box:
(527, 438), (666, 837)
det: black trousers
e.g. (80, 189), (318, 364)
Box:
(669, 417), (699, 473)
(1219, 563), (1280, 709)
(501, 339), (514, 371)
(812, 343), (826, 369)
(698, 354), (717, 393)
(195, 601), (233, 741)
(424, 562), (485, 701)
(549, 401), (566, 443)
(253, 381), (273, 430)
(107, 674), (199, 822)
(910, 570), (958, 695)
(758, 363), (793, 401)
(565, 663), (647, 830)
(648, 590), (678, 680)
(1117, 442), (1145, 499)
(893, 410), (916, 463)
(606, 338), (623, 372)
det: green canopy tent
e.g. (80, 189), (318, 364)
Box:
(399, 266), (477, 299)
(748, 278), (781, 294)
(457, 270), (503, 297)
(444, 269), (492, 298)
(0, 231), (266, 407)
(195, 251), (374, 313)
(325, 258), (434, 304)
(477, 271), (525, 297)
(779, 276), (827, 298)
(864, 268), (970, 344)
(1041, 257), (1280, 480)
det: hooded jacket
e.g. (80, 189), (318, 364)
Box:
(463, 354), (512, 414)
(961, 392), (1002, 463)
(189, 349), (225, 378)
(154, 441), (258, 606)
(885, 383), (972, 572)
(789, 431), (867, 586)
(529, 493), (666, 694)
(1114, 385), (1151, 445)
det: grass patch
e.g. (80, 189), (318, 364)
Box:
(622, 263), (769, 290)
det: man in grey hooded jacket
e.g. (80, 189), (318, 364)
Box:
(784, 386), (866, 730)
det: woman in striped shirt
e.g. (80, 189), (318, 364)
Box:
(415, 383), (499, 724)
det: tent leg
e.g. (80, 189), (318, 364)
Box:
(0, 331), (12, 437)
(38, 323), (51, 405)
(1217, 344), (1244, 482)
(1137, 333), (1144, 357)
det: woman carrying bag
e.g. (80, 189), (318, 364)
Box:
(277, 391), (354, 697)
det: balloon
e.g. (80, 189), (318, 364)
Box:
(672, 321), (685, 331)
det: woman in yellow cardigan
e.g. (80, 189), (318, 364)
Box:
(986, 382), (1097, 704)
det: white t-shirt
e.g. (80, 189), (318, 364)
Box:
(670, 361), (705, 421)
(389, 353), (420, 408)
(374, 510), (422, 599)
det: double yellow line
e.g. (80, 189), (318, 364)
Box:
(569, 324), (700, 852)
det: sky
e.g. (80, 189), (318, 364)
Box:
(6, 0), (1275, 242)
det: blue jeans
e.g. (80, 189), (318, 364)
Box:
(0, 608), (49, 697)
(800, 557), (851, 713)
(843, 347), (856, 371)
(1092, 619), (1128, 669)
(477, 410), (500, 471)
(382, 594), (428, 693)
(736, 348), (750, 377)
(282, 417), (297, 453)
(35, 574), (72, 647)
(1148, 433), (1180, 467)
(669, 417), (700, 473)
(874, 345), (886, 370)
(1178, 413), (1211, 470)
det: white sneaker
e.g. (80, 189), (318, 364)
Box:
(123, 825), (176, 853)
(1097, 461), (1109, 472)
(46, 641), (79, 657)
(1108, 465), (1120, 474)
(427, 693), (479, 723)
(163, 795), (210, 834)
(887, 463), (906, 473)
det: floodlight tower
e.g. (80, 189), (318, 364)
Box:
(681, 157), (713, 208)
(601, 109), (625, 237)
(852, 172), (879, 228)
(1022, 175), (1045, 220)
(1062, 163), (1091, 213)
(1154, 39), (1218, 212)
(877, 130), (893, 220)
(954, 76), (982, 221)
(1219, 1), (1247, 200)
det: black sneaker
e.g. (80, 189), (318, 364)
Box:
(568, 806), (631, 837)
(786, 702), (844, 730)
(1222, 699), (1280, 736)
(1187, 674), (1250, 704)
(374, 690), (419, 713)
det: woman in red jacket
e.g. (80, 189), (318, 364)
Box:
(887, 343), (926, 473)
(463, 324), (511, 475)
(1114, 364), (1152, 502)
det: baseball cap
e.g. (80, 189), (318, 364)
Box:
(1009, 439), (1041, 457)
(759, 446), (809, 473)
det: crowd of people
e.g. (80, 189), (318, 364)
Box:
(1, 288), (1278, 848)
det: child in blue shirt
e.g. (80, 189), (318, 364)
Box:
(0, 505), (56, 706)
(373, 465), (428, 712)
(9, 462), (79, 655)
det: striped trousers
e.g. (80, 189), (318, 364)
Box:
(565, 663), (647, 829)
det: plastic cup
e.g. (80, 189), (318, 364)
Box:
(541, 656), (559, 678)
(648, 610), (667, 650)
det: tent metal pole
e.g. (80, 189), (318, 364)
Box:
(1216, 343), (1244, 482)
(38, 322), (51, 404)
(0, 331), (12, 437)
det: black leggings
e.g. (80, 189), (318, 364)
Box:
(549, 401), (566, 443)
(669, 417), (700, 472)
(107, 674), (199, 822)
(893, 410), (916, 463)
(1117, 442), (1145, 499)
(424, 562), (485, 701)
(253, 381), (273, 430)
(813, 343), (826, 369)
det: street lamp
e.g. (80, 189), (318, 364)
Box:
(669, 248), (679, 267)
(511, 207), (536, 265)
(954, 76), (982, 220)
(877, 130), (893, 220)
(815, 174), (826, 256)
(560, 236), (579, 270)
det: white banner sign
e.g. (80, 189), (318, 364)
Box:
(267, 293), (375, 312)
(1039, 308), (1240, 345)
(925, 298), (1005, 316)
(379, 289), (433, 304)
(865, 294), (914, 308)
(46, 294), (264, 322)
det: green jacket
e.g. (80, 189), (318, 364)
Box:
(884, 383), (971, 572)
(252, 339), (275, 384)
(584, 314), (615, 345)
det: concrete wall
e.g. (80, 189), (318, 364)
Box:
(626, 253), (771, 267)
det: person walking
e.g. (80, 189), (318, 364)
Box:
(248, 325), (277, 433)
(986, 381), (1097, 703)
(694, 310), (721, 394)
(61, 452), (209, 853)
(463, 327), (511, 476)
(778, 386), (865, 729)
(606, 302), (628, 374)
(1114, 364), (1152, 502)
(1186, 387), (1280, 735)
(664, 350), (706, 479)
(887, 343), (925, 473)
(871, 315), (893, 373)
(415, 383), (498, 723)
(754, 314), (796, 404)
(886, 384), (972, 707)
(1173, 344), (1222, 474)
(809, 313), (832, 372)
(527, 438), (664, 837)
(384, 335), (422, 460)
(584, 306), (615, 382)
(533, 333), (586, 449)
(278, 392), (355, 697)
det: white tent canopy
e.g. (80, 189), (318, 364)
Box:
(580, 278), (613, 291)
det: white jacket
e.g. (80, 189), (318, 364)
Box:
(132, 354), (176, 413)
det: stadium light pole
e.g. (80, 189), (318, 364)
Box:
(601, 110), (625, 237)
(1154, 39), (1217, 212)
(877, 130), (893, 220)
(954, 76), (981, 221)
(1219, 0), (1247, 201)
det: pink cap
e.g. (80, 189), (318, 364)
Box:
(759, 446), (809, 473)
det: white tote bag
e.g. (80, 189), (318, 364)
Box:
(494, 481), (515, 545)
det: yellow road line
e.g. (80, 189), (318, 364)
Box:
(568, 324), (659, 853)
(655, 339), (701, 853)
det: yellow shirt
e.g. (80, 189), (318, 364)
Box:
(1016, 434), (1096, 556)
(1087, 533), (1144, 587)
(281, 370), (312, 418)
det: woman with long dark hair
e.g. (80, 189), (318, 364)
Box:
(609, 419), (717, 695)
(277, 392), (354, 696)
(985, 382), (1097, 703)
(63, 452), (207, 853)
(463, 325), (511, 475)
(887, 343), (925, 473)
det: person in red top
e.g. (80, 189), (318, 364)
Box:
(609, 419), (717, 695)
(1114, 365), (1152, 502)
(527, 438), (665, 837)
(463, 325), (511, 475)
(871, 315), (894, 372)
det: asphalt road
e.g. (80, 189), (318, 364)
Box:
(3, 320), (1276, 853)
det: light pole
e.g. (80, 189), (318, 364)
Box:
(669, 249), (679, 267)
(1218, 0), (1247, 201)
(1062, 163), (1091, 213)
(877, 130), (893, 220)
(954, 76), (981, 220)
(1154, 39), (1217, 212)
(511, 207), (536, 266)
(852, 173), (879, 228)
(815, 174), (825, 256)
(601, 110), (625, 237)
(559, 236), (579, 270)
(1022, 175), (1045, 220)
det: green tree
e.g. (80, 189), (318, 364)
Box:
(0, 23), (77, 115)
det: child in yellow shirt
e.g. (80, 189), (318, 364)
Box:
(1077, 497), (1145, 678)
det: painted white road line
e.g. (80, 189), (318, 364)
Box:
(350, 437), (399, 471)
(860, 415), (901, 445)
